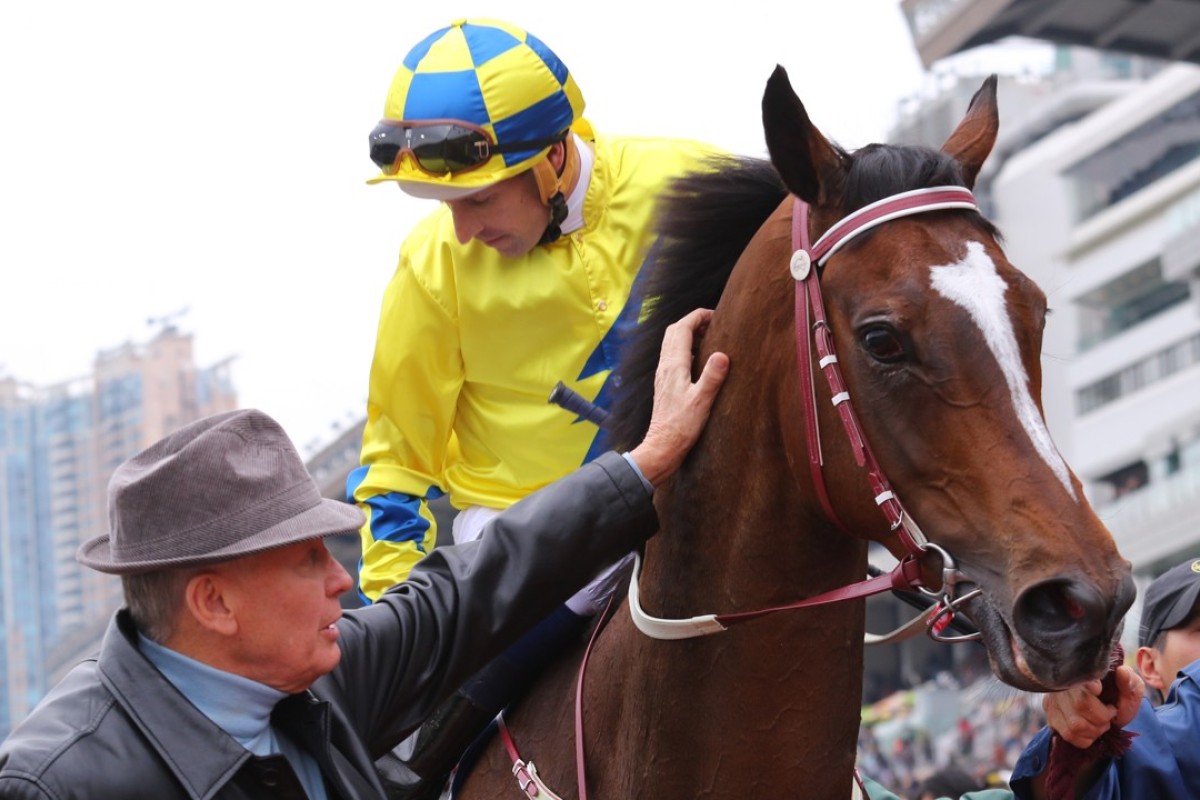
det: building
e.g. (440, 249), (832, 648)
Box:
(0, 324), (236, 736)
(902, 0), (1200, 69)
(993, 61), (1200, 614)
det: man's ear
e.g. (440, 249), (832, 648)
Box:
(532, 140), (573, 205)
(1135, 644), (1169, 697)
(184, 571), (239, 636)
(548, 139), (567, 173)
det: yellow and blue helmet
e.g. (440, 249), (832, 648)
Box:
(367, 19), (586, 199)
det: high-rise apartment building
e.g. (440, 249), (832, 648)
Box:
(0, 324), (235, 736)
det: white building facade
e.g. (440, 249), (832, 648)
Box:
(988, 62), (1200, 634)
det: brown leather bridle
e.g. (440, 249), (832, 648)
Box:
(628, 187), (985, 643)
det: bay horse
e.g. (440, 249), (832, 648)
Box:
(456, 68), (1135, 799)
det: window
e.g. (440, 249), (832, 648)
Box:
(1077, 332), (1200, 414)
(1076, 258), (1190, 351)
(1066, 90), (1200, 222)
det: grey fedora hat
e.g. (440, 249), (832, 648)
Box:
(77, 409), (365, 575)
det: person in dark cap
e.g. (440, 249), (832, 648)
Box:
(1010, 555), (1200, 799)
(0, 310), (728, 800)
(1134, 556), (1200, 706)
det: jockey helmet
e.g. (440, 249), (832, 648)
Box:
(367, 19), (586, 201)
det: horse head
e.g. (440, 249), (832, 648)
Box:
(761, 66), (1134, 692)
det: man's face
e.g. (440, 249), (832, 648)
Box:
(215, 538), (353, 693)
(1159, 606), (1200, 688)
(445, 169), (549, 258)
(1138, 598), (1200, 697)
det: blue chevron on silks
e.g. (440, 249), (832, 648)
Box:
(575, 241), (661, 465)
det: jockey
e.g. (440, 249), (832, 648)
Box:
(347, 18), (723, 799)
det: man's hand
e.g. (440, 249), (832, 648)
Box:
(1044, 665), (1144, 748)
(629, 308), (729, 487)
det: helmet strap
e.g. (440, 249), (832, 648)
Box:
(538, 193), (569, 245)
(534, 137), (579, 245)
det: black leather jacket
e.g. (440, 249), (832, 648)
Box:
(0, 452), (654, 799)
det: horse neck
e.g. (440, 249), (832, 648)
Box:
(624, 427), (869, 796)
(638, 345), (873, 618)
(580, 205), (868, 797)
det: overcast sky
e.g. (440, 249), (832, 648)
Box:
(0, 1), (1043, 454)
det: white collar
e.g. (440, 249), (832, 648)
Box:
(559, 132), (593, 236)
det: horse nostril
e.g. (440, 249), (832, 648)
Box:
(1013, 579), (1107, 645)
(1063, 595), (1085, 621)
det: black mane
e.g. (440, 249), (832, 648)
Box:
(842, 143), (962, 211)
(607, 155), (786, 450)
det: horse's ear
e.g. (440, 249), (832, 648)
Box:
(762, 65), (846, 206)
(941, 74), (999, 190)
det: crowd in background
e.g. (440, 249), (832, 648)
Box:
(857, 671), (1047, 799)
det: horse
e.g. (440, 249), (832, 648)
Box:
(455, 67), (1135, 799)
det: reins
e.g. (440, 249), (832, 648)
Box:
(794, 187), (978, 552)
(499, 594), (619, 800)
(628, 187), (984, 643)
(501, 187), (989, 800)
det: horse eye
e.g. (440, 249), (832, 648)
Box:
(860, 326), (907, 363)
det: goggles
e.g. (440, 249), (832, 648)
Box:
(369, 119), (564, 177)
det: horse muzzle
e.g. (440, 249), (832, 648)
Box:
(983, 570), (1136, 690)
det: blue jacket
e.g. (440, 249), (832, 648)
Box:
(1011, 659), (1200, 799)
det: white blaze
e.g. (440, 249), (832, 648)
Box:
(929, 241), (1076, 499)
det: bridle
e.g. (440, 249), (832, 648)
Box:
(628, 186), (986, 644)
(500, 187), (991, 800)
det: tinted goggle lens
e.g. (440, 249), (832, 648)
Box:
(369, 122), (492, 175)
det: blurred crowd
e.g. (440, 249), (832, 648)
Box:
(857, 673), (1046, 799)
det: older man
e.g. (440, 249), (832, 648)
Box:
(0, 310), (727, 799)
